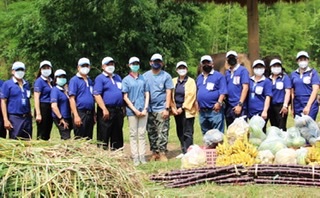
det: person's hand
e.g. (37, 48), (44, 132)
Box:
(102, 108), (110, 120)
(36, 114), (42, 123)
(171, 108), (178, 116)
(303, 106), (310, 116)
(261, 110), (267, 120)
(213, 103), (221, 112)
(74, 115), (82, 127)
(134, 109), (142, 117)
(141, 109), (147, 117)
(162, 109), (169, 119)
(279, 106), (288, 117)
(177, 108), (183, 115)
(4, 119), (13, 130)
(233, 105), (242, 115)
(59, 119), (69, 129)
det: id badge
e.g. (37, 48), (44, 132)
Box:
(22, 98), (26, 106)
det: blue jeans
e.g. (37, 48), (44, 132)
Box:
(199, 109), (224, 134)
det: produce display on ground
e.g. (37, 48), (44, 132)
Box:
(150, 164), (320, 188)
(0, 139), (148, 197)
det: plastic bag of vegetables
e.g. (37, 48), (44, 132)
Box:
(296, 147), (308, 165)
(286, 127), (306, 148)
(255, 150), (274, 164)
(226, 116), (249, 144)
(274, 148), (297, 165)
(258, 130), (287, 155)
(249, 115), (265, 129)
(181, 145), (207, 169)
(203, 129), (223, 148)
(294, 114), (320, 145)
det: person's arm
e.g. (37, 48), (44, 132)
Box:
(1, 98), (12, 130)
(123, 93), (140, 116)
(34, 92), (42, 122)
(69, 95), (82, 127)
(261, 96), (271, 119)
(280, 88), (291, 117)
(141, 91), (149, 116)
(233, 83), (249, 115)
(162, 89), (172, 119)
(94, 94), (109, 120)
(303, 84), (319, 115)
(214, 94), (225, 112)
(51, 102), (68, 129)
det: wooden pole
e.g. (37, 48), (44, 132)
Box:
(247, 0), (259, 62)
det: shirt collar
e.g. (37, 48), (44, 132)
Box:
(229, 64), (240, 72)
(56, 85), (64, 90)
(76, 72), (86, 78)
(251, 75), (266, 82)
(12, 77), (26, 85)
(202, 70), (214, 76)
(129, 72), (139, 79)
(295, 67), (312, 73)
(103, 71), (114, 77)
(41, 75), (52, 82)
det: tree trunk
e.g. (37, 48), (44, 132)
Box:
(247, 0), (259, 62)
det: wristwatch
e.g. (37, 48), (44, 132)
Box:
(238, 102), (243, 107)
(165, 107), (171, 111)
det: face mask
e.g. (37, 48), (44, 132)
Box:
(14, 71), (25, 79)
(253, 68), (265, 76)
(104, 66), (115, 74)
(130, 65), (140, 72)
(80, 67), (90, 75)
(227, 57), (237, 66)
(271, 67), (282, 75)
(151, 63), (161, 70)
(56, 78), (67, 87)
(298, 61), (308, 69)
(202, 64), (212, 73)
(41, 69), (52, 77)
(177, 69), (187, 76)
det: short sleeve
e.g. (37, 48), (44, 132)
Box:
(284, 75), (292, 89)
(122, 77), (129, 93)
(311, 69), (320, 85)
(93, 75), (103, 95)
(34, 78), (43, 93)
(264, 79), (273, 97)
(50, 88), (59, 103)
(218, 74), (228, 95)
(68, 78), (78, 96)
(164, 73), (174, 89)
(0, 81), (9, 99)
(240, 68), (250, 84)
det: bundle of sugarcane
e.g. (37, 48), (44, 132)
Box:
(0, 139), (148, 197)
(150, 165), (253, 188)
(248, 164), (320, 187)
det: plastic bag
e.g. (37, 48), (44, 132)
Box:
(256, 150), (274, 164)
(258, 129), (287, 155)
(296, 148), (308, 165)
(226, 116), (249, 144)
(249, 125), (266, 140)
(181, 145), (206, 169)
(248, 115), (265, 129)
(203, 129), (224, 148)
(286, 127), (306, 148)
(294, 114), (320, 145)
(274, 148), (297, 165)
(266, 126), (282, 136)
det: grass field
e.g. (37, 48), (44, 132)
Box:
(41, 113), (320, 197)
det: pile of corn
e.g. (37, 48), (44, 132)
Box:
(0, 139), (147, 197)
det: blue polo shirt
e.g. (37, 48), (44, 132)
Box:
(248, 76), (272, 117)
(93, 72), (123, 107)
(196, 70), (227, 109)
(68, 73), (94, 110)
(0, 77), (31, 114)
(122, 73), (149, 116)
(51, 86), (71, 119)
(225, 65), (250, 107)
(270, 74), (292, 104)
(143, 70), (174, 112)
(34, 76), (52, 103)
(291, 68), (320, 97)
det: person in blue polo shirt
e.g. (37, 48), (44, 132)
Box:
(248, 59), (272, 131)
(143, 53), (174, 162)
(94, 57), (124, 150)
(122, 56), (149, 165)
(196, 55), (227, 134)
(69, 57), (95, 139)
(0, 79), (6, 138)
(267, 59), (292, 131)
(51, 69), (73, 140)
(291, 51), (319, 120)
(224, 51), (250, 127)
(1, 62), (32, 139)
(34, 60), (54, 140)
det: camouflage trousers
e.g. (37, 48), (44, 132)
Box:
(147, 112), (170, 153)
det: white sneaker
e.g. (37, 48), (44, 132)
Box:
(133, 158), (140, 166)
(175, 153), (184, 159)
(140, 156), (147, 164)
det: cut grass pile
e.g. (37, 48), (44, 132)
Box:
(0, 139), (148, 197)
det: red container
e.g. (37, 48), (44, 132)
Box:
(204, 149), (217, 167)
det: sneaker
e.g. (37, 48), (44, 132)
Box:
(140, 156), (147, 164)
(175, 153), (184, 159)
(133, 158), (140, 166)
(149, 153), (159, 161)
(158, 152), (168, 162)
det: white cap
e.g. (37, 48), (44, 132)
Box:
(12, 61), (25, 70)
(176, 61), (188, 68)
(78, 57), (90, 66)
(226, 50), (238, 58)
(252, 59), (265, 67)
(102, 57), (114, 65)
(54, 69), (66, 77)
(150, 53), (163, 61)
(39, 60), (52, 68)
(129, 57), (140, 64)
(296, 51), (309, 59)
(200, 55), (213, 63)
(270, 59), (282, 66)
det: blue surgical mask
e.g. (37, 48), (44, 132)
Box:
(151, 63), (161, 70)
(56, 78), (67, 87)
(130, 65), (140, 72)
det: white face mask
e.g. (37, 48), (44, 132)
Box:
(104, 66), (115, 74)
(298, 61), (308, 69)
(41, 69), (52, 77)
(14, 71), (25, 79)
(177, 69), (187, 76)
(271, 67), (282, 75)
(80, 67), (90, 75)
(253, 68), (265, 76)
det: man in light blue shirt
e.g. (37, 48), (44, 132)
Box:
(143, 53), (174, 162)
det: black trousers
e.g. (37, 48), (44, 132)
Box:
(97, 106), (124, 150)
(268, 103), (288, 131)
(36, 103), (53, 140)
(225, 103), (247, 127)
(73, 110), (94, 139)
(0, 115), (6, 138)
(174, 111), (195, 154)
(53, 118), (73, 140)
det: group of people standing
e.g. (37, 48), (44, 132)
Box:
(0, 50), (318, 166)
